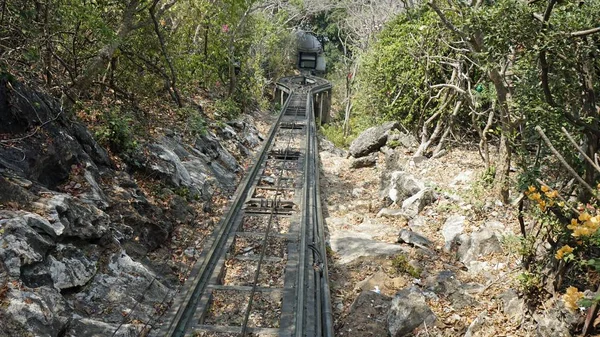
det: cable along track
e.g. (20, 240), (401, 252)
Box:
(153, 77), (333, 337)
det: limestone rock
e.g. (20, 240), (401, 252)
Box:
(387, 132), (418, 149)
(66, 318), (140, 337)
(339, 291), (392, 337)
(350, 153), (377, 169)
(0, 216), (54, 277)
(401, 188), (434, 217)
(349, 121), (400, 158)
(73, 251), (172, 324)
(4, 286), (71, 337)
(330, 230), (407, 264)
(195, 131), (240, 173)
(387, 286), (436, 337)
(397, 229), (432, 249)
(408, 216), (427, 233)
(44, 194), (109, 240)
(49, 244), (97, 290)
(425, 271), (479, 310)
(498, 289), (525, 322)
(457, 228), (503, 264)
(377, 208), (407, 219)
(386, 171), (424, 204)
(442, 215), (465, 251)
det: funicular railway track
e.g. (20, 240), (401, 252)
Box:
(152, 76), (333, 337)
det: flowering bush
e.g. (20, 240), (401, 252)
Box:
(524, 184), (600, 312)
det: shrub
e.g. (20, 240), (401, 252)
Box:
(95, 107), (137, 153)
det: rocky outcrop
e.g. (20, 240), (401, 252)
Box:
(0, 80), (110, 191)
(349, 121), (400, 158)
(339, 291), (392, 337)
(0, 79), (263, 337)
(387, 286), (436, 337)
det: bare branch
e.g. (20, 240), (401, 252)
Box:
(570, 26), (600, 37)
(430, 83), (466, 95)
(561, 127), (600, 174)
(535, 126), (597, 197)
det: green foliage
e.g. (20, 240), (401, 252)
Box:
(214, 97), (240, 120)
(320, 123), (350, 148)
(355, 7), (458, 129)
(95, 107), (137, 153)
(391, 254), (421, 278)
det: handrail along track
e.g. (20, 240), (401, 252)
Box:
(152, 75), (333, 337)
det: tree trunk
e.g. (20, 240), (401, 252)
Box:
(580, 47), (599, 201)
(150, 0), (182, 107)
(72, 0), (140, 95)
(489, 68), (512, 203)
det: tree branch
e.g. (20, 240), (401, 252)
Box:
(570, 26), (600, 37)
(535, 126), (597, 197)
(430, 83), (466, 95)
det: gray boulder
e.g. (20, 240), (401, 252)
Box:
(350, 153), (377, 169)
(401, 188), (435, 217)
(387, 286), (436, 337)
(44, 194), (109, 240)
(4, 286), (71, 337)
(339, 291), (392, 337)
(49, 244), (98, 290)
(0, 216), (55, 277)
(397, 229), (432, 249)
(350, 121), (400, 158)
(442, 215), (465, 251)
(457, 228), (503, 264)
(385, 171), (424, 203)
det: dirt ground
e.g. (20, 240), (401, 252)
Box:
(319, 143), (541, 337)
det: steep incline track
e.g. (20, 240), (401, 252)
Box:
(152, 76), (333, 337)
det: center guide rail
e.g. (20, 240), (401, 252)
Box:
(152, 76), (333, 337)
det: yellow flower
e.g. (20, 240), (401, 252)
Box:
(545, 190), (559, 199)
(555, 245), (574, 259)
(563, 286), (584, 311)
(541, 185), (550, 192)
(538, 200), (547, 211)
(558, 201), (565, 207)
(529, 193), (542, 201)
(567, 219), (579, 230)
(528, 186), (537, 193)
(579, 212), (592, 222)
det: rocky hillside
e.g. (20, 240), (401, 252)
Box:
(0, 79), (265, 336)
(321, 123), (581, 337)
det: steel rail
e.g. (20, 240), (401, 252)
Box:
(155, 91), (294, 337)
(240, 106), (301, 336)
(153, 75), (333, 337)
